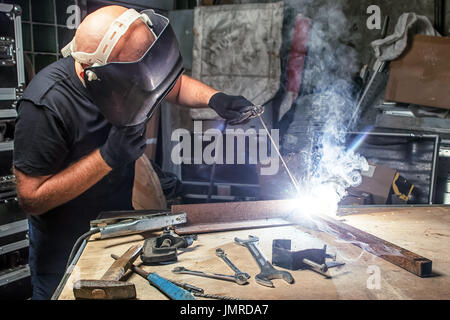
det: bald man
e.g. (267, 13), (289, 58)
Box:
(13, 6), (257, 299)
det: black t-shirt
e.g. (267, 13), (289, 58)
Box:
(13, 56), (135, 274)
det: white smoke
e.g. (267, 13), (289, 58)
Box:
(278, 1), (412, 263)
(284, 0), (369, 216)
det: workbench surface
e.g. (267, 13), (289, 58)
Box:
(58, 206), (450, 300)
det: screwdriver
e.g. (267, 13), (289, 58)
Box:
(111, 254), (195, 300)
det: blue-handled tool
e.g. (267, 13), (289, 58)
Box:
(111, 254), (195, 300)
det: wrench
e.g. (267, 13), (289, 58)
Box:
(235, 235), (294, 288)
(172, 266), (248, 285)
(215, 248), (250, 284)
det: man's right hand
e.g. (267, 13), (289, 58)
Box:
(100, 122), (147, 169)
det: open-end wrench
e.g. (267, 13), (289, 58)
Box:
(215, 248), (250, 284)
(235, 235), (294, 288)
(172, 266), (248, 285)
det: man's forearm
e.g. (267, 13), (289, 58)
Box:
(166, 74), (219, 108)
(15, 149), (112, 215)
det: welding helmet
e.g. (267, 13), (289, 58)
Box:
(61, 9), (184, 126)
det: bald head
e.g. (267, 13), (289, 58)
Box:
(74, 5), (154, 65)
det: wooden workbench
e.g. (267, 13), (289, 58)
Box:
(58, 206), (450, 300)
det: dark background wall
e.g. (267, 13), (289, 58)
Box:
(0, 0), (175, 82)
(1, 0), (447, 84)
(223, 0), (442, 67)
(1, 0), (79, 79)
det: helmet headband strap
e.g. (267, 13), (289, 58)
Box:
(61, 8), (155, 66)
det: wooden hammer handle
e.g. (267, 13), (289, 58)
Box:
(102, 244), (142, 281)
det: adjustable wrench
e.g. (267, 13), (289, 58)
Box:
(215, 248), (250, 284)
(172, 266), (248, 285)
(235, 235), (294, 288)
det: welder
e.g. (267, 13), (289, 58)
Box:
(13, 5), (259, 299)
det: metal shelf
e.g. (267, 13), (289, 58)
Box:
(0, 141), (13, 152)
(0, 264), (30, 287)
(0, 219), (28, 238)
(0, 109), (17, 119)
(0, 239), (29, 256)
(0, 88), (17, 101)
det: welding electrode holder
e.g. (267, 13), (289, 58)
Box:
(230, 104), (264, 125)
(64, 211), (187, 275)
(208, 92), (264, 125)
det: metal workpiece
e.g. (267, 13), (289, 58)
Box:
(216, 248), (251, 284)
(234, 236), (294, 288)
(172, 266), (249, 285)
(90, 211), (187, 239)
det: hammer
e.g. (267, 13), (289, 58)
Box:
(73, 244), (142, 299)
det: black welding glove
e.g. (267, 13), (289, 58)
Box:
(100, 122), (147, 169)
(208, 92), (258, 125)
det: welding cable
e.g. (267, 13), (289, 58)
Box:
(51, 227), (101, 300)
(64, 227), (100, 271)
(150, 160), (180, 198)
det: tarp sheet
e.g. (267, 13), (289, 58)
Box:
(190, 1), (284, 120)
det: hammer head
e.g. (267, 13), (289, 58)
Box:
(73, 279), (136, 300)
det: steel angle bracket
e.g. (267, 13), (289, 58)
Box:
(272, 240), (345, 274)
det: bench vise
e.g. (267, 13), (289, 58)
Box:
(141, 228), (197, 264)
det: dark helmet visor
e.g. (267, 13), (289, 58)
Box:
(84, 9), (184, 126)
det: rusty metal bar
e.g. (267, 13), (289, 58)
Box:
(316, 216), (432, 277)
(171, 200), (295, 226)
(175, 218), (292, 235)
